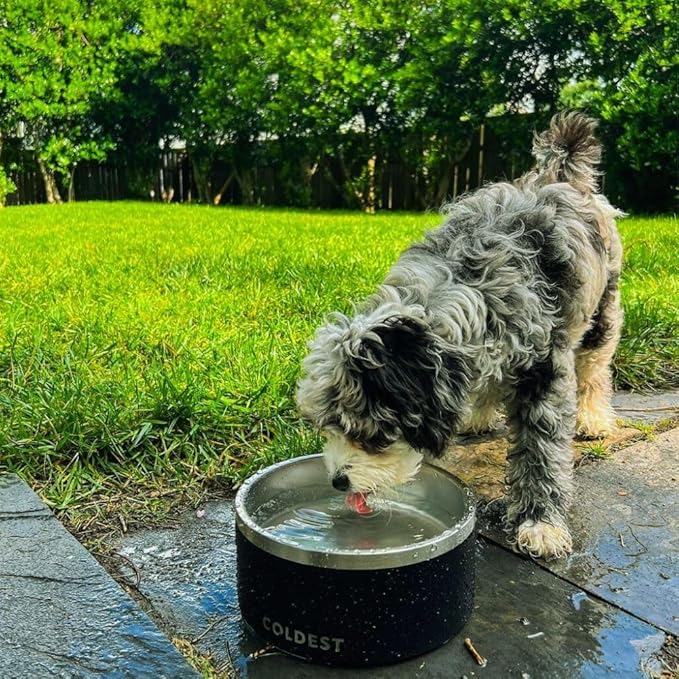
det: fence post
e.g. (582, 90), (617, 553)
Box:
(477, 123), (485, 187)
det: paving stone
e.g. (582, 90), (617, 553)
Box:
(612, 390), (679, 425)
(117, 499), (666, 678)
(479, 428), (679, 635)
(0, 475), (199, 679)
(442, 392), (677, 503)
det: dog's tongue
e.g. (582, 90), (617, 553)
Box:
(345, 492), (372, 514)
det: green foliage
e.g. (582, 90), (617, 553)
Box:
(559, 0), (678, 211)
(42, 136), (114, 183)
(0, 0), (134, 200)
(0, 167), (16, 205)
(0, 0), (675, 210)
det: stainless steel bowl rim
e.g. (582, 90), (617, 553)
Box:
(235, 454), (476, 570)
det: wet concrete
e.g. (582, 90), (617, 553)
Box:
(0, 475), (199, 678)
(116, 502), (245, 663)
(479, 428), (679, 635)
(4, 391), (674, 677)
(116, 498), (667, 677)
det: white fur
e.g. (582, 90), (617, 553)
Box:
(516, 519), (573, 560)
(323, 433), (423, 494)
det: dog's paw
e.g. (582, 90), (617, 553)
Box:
(576, 417), (615, 439)
(515, 519), (572, 560)
(576, 411), (616, 440)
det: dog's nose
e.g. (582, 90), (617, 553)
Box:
(332, 473), (350, 492)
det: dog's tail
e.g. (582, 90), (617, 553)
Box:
(532, 111), (602, 194)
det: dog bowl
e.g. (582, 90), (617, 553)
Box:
(235, 455), (476, 666)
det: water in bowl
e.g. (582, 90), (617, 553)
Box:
(257, 486), (451, 552)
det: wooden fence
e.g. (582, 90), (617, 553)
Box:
(5, 124), (535, 210)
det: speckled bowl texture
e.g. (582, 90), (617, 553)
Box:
(235, 455), (476, 667)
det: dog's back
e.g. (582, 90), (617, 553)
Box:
(393, 112), (623, 361)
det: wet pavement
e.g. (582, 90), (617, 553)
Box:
(479, 428), (679, 635)
(436, 390), (679, 503)
(1, 395), (677, 678)
(0, 475), (199, 679)
(115, 497), (668, 678)
(110, 417), (677, 677)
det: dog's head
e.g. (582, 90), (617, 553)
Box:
(297, 305), (470, 496)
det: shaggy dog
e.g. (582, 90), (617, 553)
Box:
(297, 112), (623, 559)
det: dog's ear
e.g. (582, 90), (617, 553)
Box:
(357, 316), (470, 457)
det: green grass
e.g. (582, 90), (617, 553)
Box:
(0, 203), (676, 532)
(613, 215), (679, 390)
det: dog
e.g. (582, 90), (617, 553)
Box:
(297, 112), (623, 559)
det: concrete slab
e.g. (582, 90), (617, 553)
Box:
(479, 428), (679, 635)
(436, 390), (677, 502)
(0, 475), (199, 679)
(612, 390), (679, 425)
(116, 499), (666, 678)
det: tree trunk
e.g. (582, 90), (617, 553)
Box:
(431, 136), (474, 206)
(303, 159), (319, 181)
(212, 170), (235, 205)
(434, 170), (450, 207)
(38, 158), (62, 204)
(68, 167), (76, 202)
(190, 155), (211, 204)
(236, 169), (255, 205)
(365, 156), (376, 213)
(333, 151), (351, 203)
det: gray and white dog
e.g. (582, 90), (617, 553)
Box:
(297, 112), (623, 559)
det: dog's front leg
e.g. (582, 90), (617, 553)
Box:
(505, 351), (576, 559)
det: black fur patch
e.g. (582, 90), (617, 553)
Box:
(580, 274), (619, 350)
(354, 317), (470, 457)
(524, 228), (582, 304)
(515, 357), (559, 404)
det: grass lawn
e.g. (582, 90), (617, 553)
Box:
(1, 203), (677, 538)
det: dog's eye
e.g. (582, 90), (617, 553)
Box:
(356, 431), (393, 454)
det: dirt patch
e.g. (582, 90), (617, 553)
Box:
(436, 425), (644, 500)
(650, 634), (678, 678)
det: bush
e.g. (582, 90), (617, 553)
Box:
(0, 167), (16, 206)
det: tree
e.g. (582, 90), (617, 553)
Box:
(560, 0), (678, 210)
(88, 0), (179, 200)
(0, 0), (124, 202)
(140, 0), (287, 204)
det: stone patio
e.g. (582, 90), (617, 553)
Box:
(1, 391), (677, 677)
(0, 476), (199, 679)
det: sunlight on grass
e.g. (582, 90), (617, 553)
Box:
(615, 215), (679, 390)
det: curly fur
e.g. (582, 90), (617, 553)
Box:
(531, 111), (602, 194)
(297, 112), (624, 559)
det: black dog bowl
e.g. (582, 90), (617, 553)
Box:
(235, 455), (476, 667)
